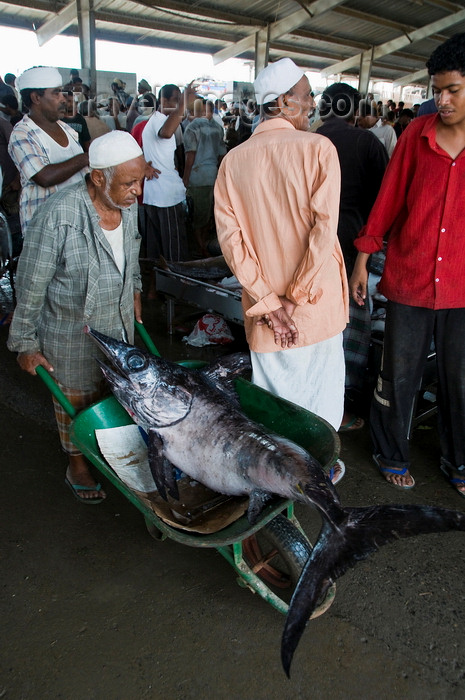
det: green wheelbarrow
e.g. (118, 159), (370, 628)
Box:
(37, 321), (339, 618)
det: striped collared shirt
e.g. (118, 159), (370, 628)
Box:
(8, 115), (86, 232)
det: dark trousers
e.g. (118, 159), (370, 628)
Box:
(371, 301), (465, 470)
(343, 295), (371, 392)
(145, 202), (189, 262)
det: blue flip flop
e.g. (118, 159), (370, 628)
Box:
(439, 462), (465, 499)
(373, 454), (415, 489)
(65, 477), (104, 504)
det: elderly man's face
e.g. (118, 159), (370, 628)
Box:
(35, 87), (67, 122)
(101, 156), (145, 210)
(282, 75), (314, 131)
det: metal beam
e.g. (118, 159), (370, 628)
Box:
(270, 40), (346, 62)
(332, 5), (448, 41)
(90, 25), (221, 53)
(95, 10), (235, 43)
(1, 0), (68, 11)
(212, 0), (347, 65)
(77, 0), (96, 93)
(292, 28), (368, 51)
(34, 0), (249, 48)
(322, 8), (465, 76)
(393, 68), (429, 86)
(135, 0), (266, 28)
(358, 47), (374, 95)
(255, 26), (270, 77)
(36, 0), (76, 46)
(424, 0), (465, 12)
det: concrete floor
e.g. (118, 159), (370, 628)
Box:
(1, 276), (465, 700)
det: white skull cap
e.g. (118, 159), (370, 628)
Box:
(89, 131), (143, 169)
(16, 67), (63, 91)
(254, 58), (305, 105)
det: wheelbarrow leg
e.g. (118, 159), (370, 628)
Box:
(216, 514), (336, 618)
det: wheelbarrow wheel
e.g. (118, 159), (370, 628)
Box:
(242, 514), (312, 594)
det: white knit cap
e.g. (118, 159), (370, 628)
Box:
(89, 131), (143, 169)
(254, 58), (305, 105)
(16, 66), (63, 91)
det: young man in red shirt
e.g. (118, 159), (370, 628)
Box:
(350, 33), (465, 495)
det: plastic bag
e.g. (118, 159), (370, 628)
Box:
(183, 313), (234, 347)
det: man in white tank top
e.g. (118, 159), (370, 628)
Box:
(8, 66), (89, 233)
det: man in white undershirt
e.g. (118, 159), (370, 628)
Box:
(8, 131), (146, 504)
(142, 82), (197, 264)
(8, 66), (89, 233)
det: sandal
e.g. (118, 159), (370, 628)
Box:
(373, 453), (415, 489)
(339, 415), (365, 432)
(439, 461), (465, 499)
(65, 477), (105, 504)
(329, 459), (346, 486)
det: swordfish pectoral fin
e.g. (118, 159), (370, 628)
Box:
(147, 429), (179, 501)
(281, 503), (465, 677)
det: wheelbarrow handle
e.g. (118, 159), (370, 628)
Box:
(35, 365), (78, 418)
(135, 320), (160, 356)
(35, 322), (160, 418)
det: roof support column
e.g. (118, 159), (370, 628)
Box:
(254, 26), (270, 78)
(358, 46), (373, 96)
(426, 76), (432, 99)
(77, 0), (96, 96)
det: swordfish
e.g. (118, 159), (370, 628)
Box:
(85, 326), (465, 677)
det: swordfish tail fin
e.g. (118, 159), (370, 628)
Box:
(281, 503), (465, 677)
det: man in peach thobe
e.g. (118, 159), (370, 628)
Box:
(214, 58), (348, 445)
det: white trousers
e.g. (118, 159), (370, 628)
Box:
(251, 333), (345, 431)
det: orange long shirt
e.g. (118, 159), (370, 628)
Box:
(214, 117), (348, 353)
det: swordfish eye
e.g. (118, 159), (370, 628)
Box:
(125, 350), (148, 371)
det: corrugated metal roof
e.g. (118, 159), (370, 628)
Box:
(2, 0), (465, 85)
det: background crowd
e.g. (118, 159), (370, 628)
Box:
(3, 47), (462, 504)
(0, 65), (432, 264)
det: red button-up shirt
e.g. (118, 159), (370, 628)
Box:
(355, 113), (465, 309)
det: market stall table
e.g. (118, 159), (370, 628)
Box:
(154, 267), (243, 334)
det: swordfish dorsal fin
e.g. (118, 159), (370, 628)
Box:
(200, 353), (251, 405)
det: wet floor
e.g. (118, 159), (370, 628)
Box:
(1, 270), (465, 700)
